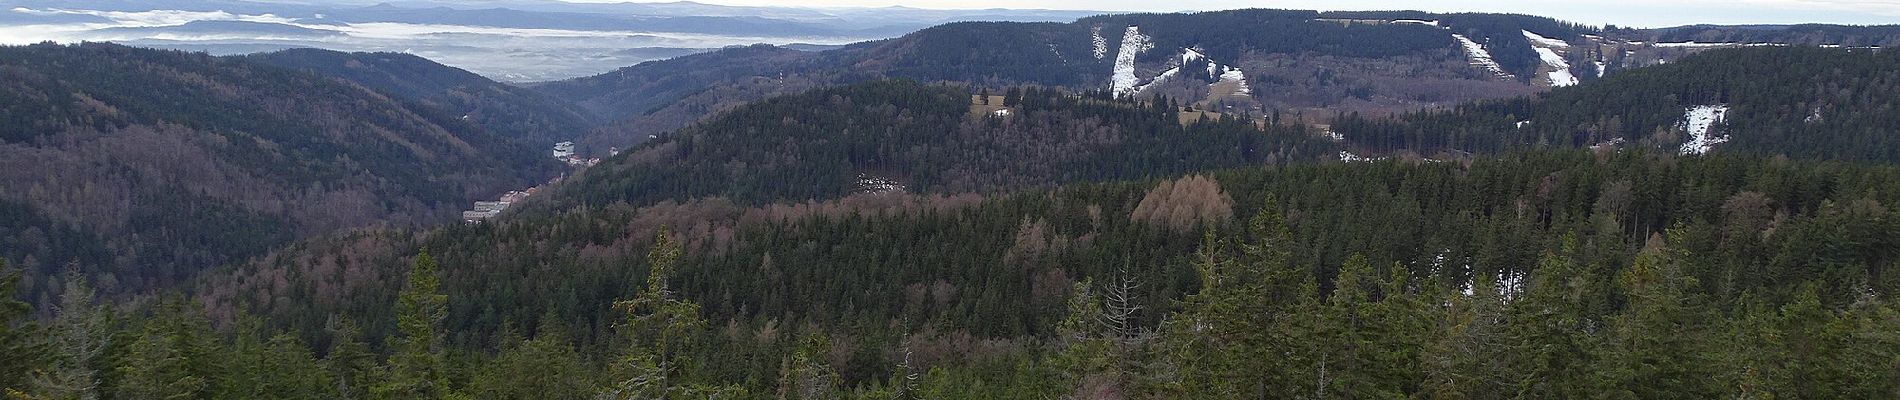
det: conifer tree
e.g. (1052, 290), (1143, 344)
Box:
(471, 319), (591, 400)
(378, 251), (451, 399)
(602, 229), (728, 399)
(323, 316), (380, 400)
(114, 299), (222, 400)
(777, 332), (840, 400)
(1594, 234), (1719, 398)
(1507, 243), (1601, 397)
(1419, 271), (1511, 399)
(1052, 279), (1114, 398)
(30, 268), (110, 400)
(0, 261), (42, 395)
(1162, 197), (1324, 398)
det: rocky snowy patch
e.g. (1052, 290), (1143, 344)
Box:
(1452, 34), (1511, 79)
(1678, 105), (1730, 155)
(1091, 26), (1107, 60)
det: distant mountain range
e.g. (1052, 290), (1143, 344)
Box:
(0, 0), (1110, 81)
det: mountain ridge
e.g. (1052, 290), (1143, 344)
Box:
(0, 42), (558, 301)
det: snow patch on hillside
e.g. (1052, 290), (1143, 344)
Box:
(1678, 105), (1730, 155)
(1135, 66), (1180, 94)
(1127, 46), (1249, 97)
(1339, 151), (1384, 163)
(1532, 47), (1577, 87)
(1452, 34), (1511, 79)
(1522, 30), (1576, 87)
(1091, 26), (1107, 60)
(1655, 42), (1735, 48)
(1594, 60), (1606, 78)
(1111, 26), (1154, 97)
(1219, 67), (1250, 96)
(1522, 30), (1569, 48)
(1181, 48), (1210, 75)
(1181, 47), (1205, 62)
(856, 173), (907, 195)
(1393, 19), (1439, 27)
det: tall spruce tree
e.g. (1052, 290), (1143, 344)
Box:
(323, 315), (381, 400)
(30, 268), (111, 400)
(114, 299), (222, 400)
(1594, 234), (1719, 398)
(378, 251), (451, 399)
(601, 229), (740, 399)
(0, 260), (42, 395)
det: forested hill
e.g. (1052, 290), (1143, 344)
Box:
(533, 9), (1899, 158)
(1648, 24), (1900, 47)
(532, 10), (1594, 154)
(163, 150), (1900, 398)
(531, 80), (1336, 211)
(0, 42), (556, 303)
(527, 44), (870, 151)
(1335, 46), (1900, 161)
(246, 48), (601, 146)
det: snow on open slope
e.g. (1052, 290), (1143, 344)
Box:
(1126, 46), (1249, 97)
(1522, 30), (1576, 87)
(1111, 26), (1153, 97)
(1678, 105), (1730, 155)
(1532, 46), (1577, 87)
(1219, 67), (1250, 96)
(1452, 34), (1511, 79)
(1129, 47), (1186, 95)
(1522, 30), (1569, 48)
(1134, 65), (1180, 94)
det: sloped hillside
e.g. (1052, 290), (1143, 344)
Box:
(1334, 46), (1900, 161)
(534, 80), (1335, 211)
(531, 10), (1900, 160)
(195, 150), (1900, 397)
(531, 10), (1595, 155)
(0, 43), (555, 300)
(530, 44), (869, 152)
(1646, 24), (1900, 47)
(246, 48), (600, 146)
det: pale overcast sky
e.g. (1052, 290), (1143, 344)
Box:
(572, 0), (1900, 28)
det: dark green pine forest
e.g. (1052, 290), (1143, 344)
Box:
(9, 150), (1900, 398)
(4, 31), (1900, 400)
(540, 80), (1332, 211)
